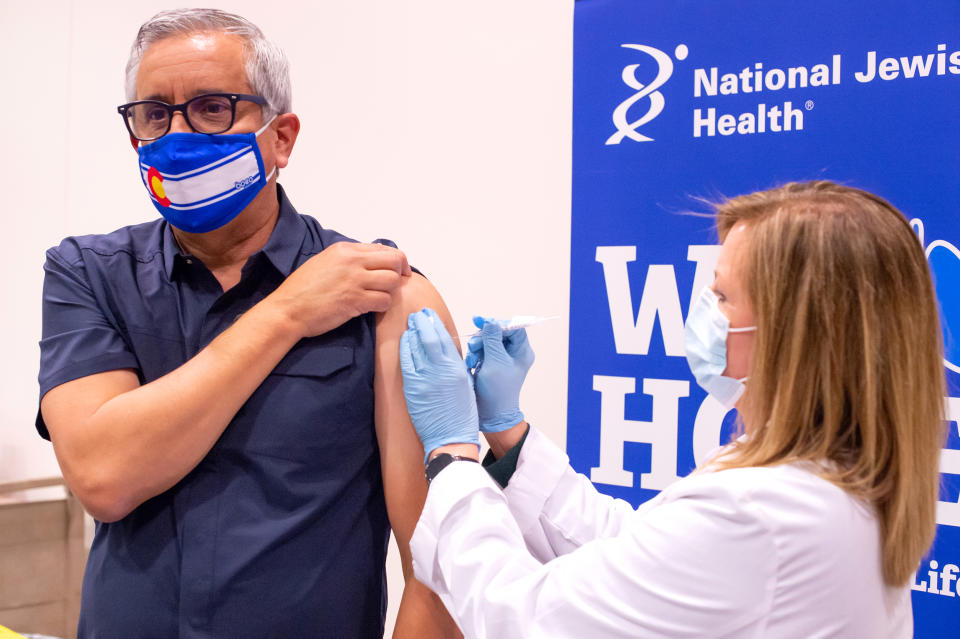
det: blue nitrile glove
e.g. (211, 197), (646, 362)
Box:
(399, 308), (479, 462)
(466, 316), (535, 432)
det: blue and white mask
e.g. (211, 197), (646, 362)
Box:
(684, 287), (756, 410)
(137, 116), (276, 233)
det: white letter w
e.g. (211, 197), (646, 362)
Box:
(596, 246), (685, 356)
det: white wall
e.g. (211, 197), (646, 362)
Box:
(0, 1), (573, 634)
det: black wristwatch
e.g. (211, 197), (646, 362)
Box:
(425, 453), (479, 485)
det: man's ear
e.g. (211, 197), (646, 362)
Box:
(272, 113), (300, 170)
(129, 134), (140, 152)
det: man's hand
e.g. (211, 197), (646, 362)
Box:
(269, 241), (411, 338)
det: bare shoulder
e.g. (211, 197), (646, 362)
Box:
(376, 273), (458, 348)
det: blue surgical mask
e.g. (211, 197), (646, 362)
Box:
(137, 116), (277, 233)
(684, 287), (756, 410)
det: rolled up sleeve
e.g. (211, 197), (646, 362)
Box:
(502, 427), (639, 560)
(410, 454), (776, 639)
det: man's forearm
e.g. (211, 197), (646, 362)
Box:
(393, 578), (462, 639)
(44, 298), (301, 521)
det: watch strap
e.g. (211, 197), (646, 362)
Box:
(425, 453), (479, 485)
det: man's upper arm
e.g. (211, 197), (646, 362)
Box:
(374, 273), (461, 557)
(374, 273), (466, 637)
(38, 243), (140, 438)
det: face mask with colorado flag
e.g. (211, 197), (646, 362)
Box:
(137, 116), (277, 233)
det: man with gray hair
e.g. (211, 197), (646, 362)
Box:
(36, 8), (460, 638)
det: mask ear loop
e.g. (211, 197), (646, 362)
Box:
(254, 114), (280, 182)
(255, 114), (278, 137)
(726, 325), (755, 385)
(727, 381), (747, 407)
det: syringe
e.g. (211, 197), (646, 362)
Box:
(459, 315), (562, 340)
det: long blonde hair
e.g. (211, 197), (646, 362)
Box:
(710, 181), (946, 587)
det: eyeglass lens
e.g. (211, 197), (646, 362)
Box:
(126, 95), (235, 139)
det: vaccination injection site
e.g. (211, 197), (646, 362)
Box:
(2, 1), (959, 638)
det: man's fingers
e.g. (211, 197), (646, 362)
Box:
(355, 243), (410, 275)
(319, 242), (410, 278)
(361, 290), (393, 314)
(350, 241), (396, 253)
(362, 269), (405, 294)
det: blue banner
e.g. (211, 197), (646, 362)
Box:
(570, 1), (959, 634)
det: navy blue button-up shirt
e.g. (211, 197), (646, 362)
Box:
(38, 185), (390, 638)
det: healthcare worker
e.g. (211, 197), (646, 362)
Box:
(399, 181), (945, 638)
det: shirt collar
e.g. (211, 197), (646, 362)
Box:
(259, 184), (307, 277)
(162, 184), (306, 280)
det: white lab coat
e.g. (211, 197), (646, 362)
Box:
(410, 427), (912, 638)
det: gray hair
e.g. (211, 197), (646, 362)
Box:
(125, 8), (291, 119)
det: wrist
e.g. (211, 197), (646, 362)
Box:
(425, 451), (480, 486)
(257, 294), (308, 341)
(482, 421), (528, 459)
(427, 443), (479, 462)
(479, 408), (524, 433)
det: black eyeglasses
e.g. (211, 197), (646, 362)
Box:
(117, 93), (268, 141)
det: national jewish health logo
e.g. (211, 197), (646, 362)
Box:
(606, 43), (688, 145)
(913, 219), (960, 374)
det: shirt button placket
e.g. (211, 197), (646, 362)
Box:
(178, 460), (222, 637)
(178, 296), (232, 637)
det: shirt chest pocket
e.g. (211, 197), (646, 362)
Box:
(220, 340), (376, 461)
(272, 342), (354, 377)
